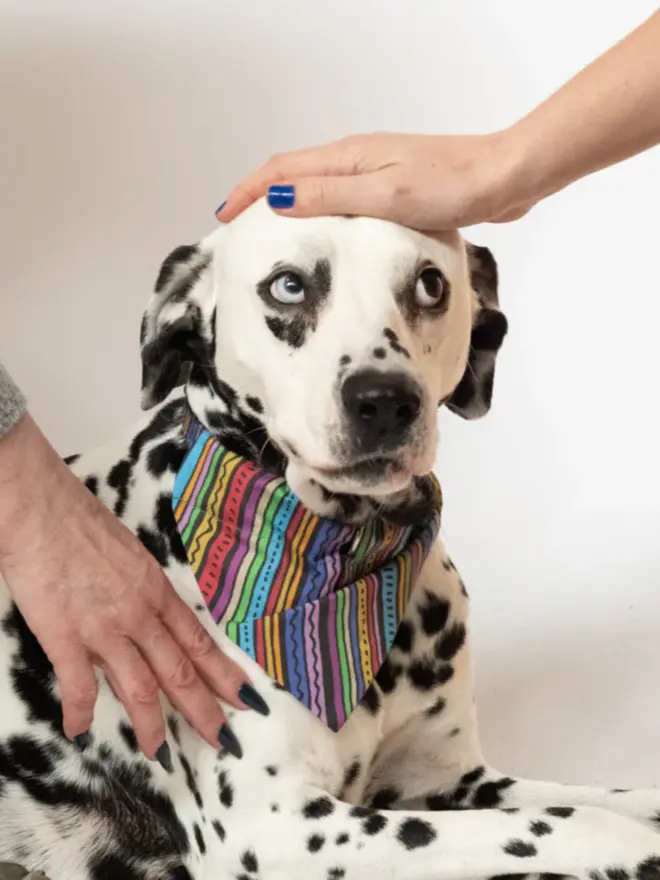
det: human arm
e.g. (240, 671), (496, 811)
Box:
(217, 9), (660, 230)
(0, 369), (264, 760)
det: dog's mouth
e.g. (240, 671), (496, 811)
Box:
(278, 433), (434, 497)
(310, 450), (417, 496)
(315, 455), (404, 481)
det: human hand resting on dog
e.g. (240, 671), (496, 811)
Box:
(0, 414), (259, 763)
(217, 10), (660, 230)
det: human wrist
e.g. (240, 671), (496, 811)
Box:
(493, 113), (577, 216)
(477, 125), (544, 220)
(0, 415), (65, 563)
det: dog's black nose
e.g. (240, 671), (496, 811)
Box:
(341, 370), (422, 447)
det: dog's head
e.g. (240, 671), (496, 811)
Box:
(140, 200), (507, 515)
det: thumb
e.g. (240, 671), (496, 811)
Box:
(266, 172), (397, 220)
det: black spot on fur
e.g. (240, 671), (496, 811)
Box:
(336, 833), (349, 846)
(342, 760), (361, 791)
(638, 858), (660, 880)
(4, 736), (56, 776)
(119, 722), (139, 753)
(219, 770), (234, 808)
(108, 458), (132, 517)
(426, 793), (453, 811)
(155, 244), (200, 293)
(361, 686), (381, 715)
(530, 820), (552, 837)
(84, 476), (99, 496)
(137, 524), (170, 567)
(167, 716), (181, 746)
(303, 797), (335, 819)
(266, 315), (307, 348)
(193, 823), (206, 854)
(240, 850), (259, 873)
(308, 834), (326, 853)
(147, 440), (186, 477)
(460, 766), (486, 786)
(349, 806), (375, 819)
(2, 607), (62, 734)
(545, 806), (575, 818)
(339, 355), (351, 366)
(373, 347), (387, 359)
(434, 622), (466, 661)
(473, 777), (515, 808)
(375, 658), (402, 694)
(426, 696), (446, 717)
(205, 408), (229, 432)
(393, 620), (414, 653)
(419, 592), (450, 636)
(212, 819), (226, 842)
(245, 396), (264, 414)
(383, 327), (410, 359)
(397, 818), (436, 850)
(64, 452), (80, 465)
(129, 400), (187, 463)
(168, 870), (194, 880)
(328, 870), (346, 880)
(503, 840), (537, 858)
(89, 853), (147, 880)
(180, 753), (203, 809)
(489, 875), (528, 880)
(265, 765), (278, 777)
(154, 493), (189, 565)
(370, 787), (400, 809)
(2, 734), (189, 863)
(408, 660), (453, 691)
(500, 807), (519, 814)
(363, 813), (388, 835)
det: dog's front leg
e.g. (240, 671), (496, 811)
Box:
(403, 764), (660, 833)
(246, 786), (660, 880)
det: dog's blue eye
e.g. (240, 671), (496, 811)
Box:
(270, 272), (306, 304)
(415, 268), (447, 309)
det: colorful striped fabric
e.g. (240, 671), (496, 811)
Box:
(172, 414), (442, 731)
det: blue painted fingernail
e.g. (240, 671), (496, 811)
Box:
(215, 201), (227, 214)
(267, 185), (295, 209)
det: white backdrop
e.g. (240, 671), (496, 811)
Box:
(2, 0), (660, 787)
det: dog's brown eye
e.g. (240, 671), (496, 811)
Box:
(415, 268), (447, 309)
(270, 272), (306, 305)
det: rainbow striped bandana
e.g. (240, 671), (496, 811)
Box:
(172, 415), (442, 732)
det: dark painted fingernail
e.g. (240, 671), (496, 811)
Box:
(215, 201), (227, 214)
(73, 732), (91, 752)
(219, 723), (243, 759)
(239, 682), (270, 717)
(267, 185), (295, 209)
(155, 741), (173, 773)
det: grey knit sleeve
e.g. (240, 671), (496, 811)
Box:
(0, 364), (27, 439)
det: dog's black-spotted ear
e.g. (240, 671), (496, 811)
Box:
(140, 243), (215, 410)
(446, 242), (508, 420)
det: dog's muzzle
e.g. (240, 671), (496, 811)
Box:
(340, 369), (423, 454)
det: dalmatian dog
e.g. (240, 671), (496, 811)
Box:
(2, 199), (660, 880)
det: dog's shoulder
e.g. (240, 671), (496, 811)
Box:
(64, 393), (192, 578)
